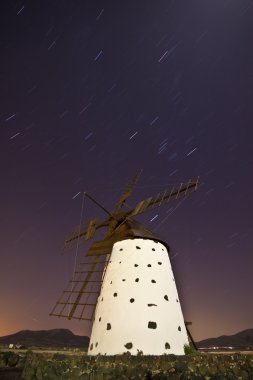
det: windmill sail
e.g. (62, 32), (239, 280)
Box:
(50, 254), (108, 321)
(51, 173), (200, 326)
(130, 178), (199, 217)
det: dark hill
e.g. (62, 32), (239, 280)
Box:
(197, 329), (253, 349)
(0, 329), (89, 348)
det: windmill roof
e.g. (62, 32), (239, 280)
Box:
(86, 218), (169, 256)
(116, 218), (165, 243)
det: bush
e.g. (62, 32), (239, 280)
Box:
(184, 344), (196, 355)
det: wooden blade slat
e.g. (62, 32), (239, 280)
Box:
(56, 302), (97, 306)
(86, 238), (115, 256)
(115, 170), (142, 213)
(132, 197), (152, 215)
(85, 219), (97, 240)
(65, 220), (109, 247)
(130, 178), (199, 217)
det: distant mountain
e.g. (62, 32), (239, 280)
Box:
(1, 328), (252, 351)
(0, 329), (89, 348)
(197, 329), (253, 349)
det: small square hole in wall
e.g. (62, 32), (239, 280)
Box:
(136, 246), (141, 249)
(147, 264), (151, 267)
(158, 262), (162, 265)
(124, 342), (133, 349)
(113, 292), (117, 297)
(130, 298), (135, 303)
(165, 342), (170, 349)
(135, 278), (139, 282)
(151, 279), (156, 283)
(152, 248), (155, 251)
(164, 295), (169, 301)
(178, 326), (181, 331)
(134, 264), (139, 267)
(106, 323), (111, 330)
(148, 321), (157, 329)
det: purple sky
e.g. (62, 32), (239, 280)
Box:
(0, 0), (252, 341)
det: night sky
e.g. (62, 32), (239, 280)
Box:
(1, 0), (252, 342)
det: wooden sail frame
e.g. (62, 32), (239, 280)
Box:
(50, 255), (109, 321)
(50, 174), (200, 321)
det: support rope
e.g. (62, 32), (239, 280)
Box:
(67, 191), (86, 316)
(72, 191), (86, 282)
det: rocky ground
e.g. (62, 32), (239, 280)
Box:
(0, 349), (253, 379)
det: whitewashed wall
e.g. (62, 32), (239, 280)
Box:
(88, 238), (189, 355)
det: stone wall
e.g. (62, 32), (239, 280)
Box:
(0, 350), (253, 379)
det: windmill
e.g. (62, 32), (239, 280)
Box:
(50, 172), (199, 355)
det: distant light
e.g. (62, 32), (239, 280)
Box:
(80, 103), (91, 114)
(150, 214), (158, 222)
(150, 116), (159, 126)
(160, 137), (168, 145)
(72, 192), (81, 200)
(85, 132), (93, 140)
(158, 44), (179, 63)
(5, 114), (16, 121)
(169, 169), (178, 177)
(10, 132), (20, 140)
(59, 110), (68, 119)
(48, 40), (56, 51)
(17, 5), (24, 16)
(96, 8), (104, 21)
(186, 147), (197, 156)
(158, 141), (167, 154)
(158, 51), (168, 63)
(129, 131), (138, 140)
(94, 50), (103, 61)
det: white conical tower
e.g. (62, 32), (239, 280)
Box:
(88, 237), (189, 355)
